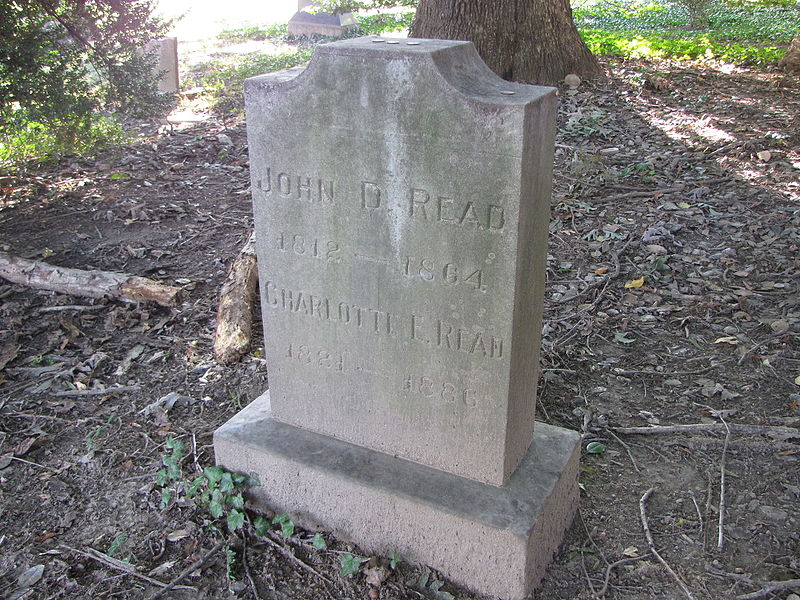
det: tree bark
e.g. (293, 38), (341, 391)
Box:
(0, 252), (180, 307)
(411, 0), (601, 84)
(213, 231), (259, 364)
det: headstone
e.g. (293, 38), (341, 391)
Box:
(145, 37), (179, 94)
(215, 37), (580, 600)
(287, 1), (357, 37)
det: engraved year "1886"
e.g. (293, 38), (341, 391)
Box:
(287, 343), (345, 372)
(403, 256), (486, 292)
(278, 232), (341, 263)
(403, 374), (478, 406)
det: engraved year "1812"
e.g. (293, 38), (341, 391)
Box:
(278, 232), (341, 263)
(403, 374), (478, 406)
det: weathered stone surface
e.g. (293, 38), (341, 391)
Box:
(245, 37), (556, 486)
(287, 10), (357, 37)
(145, 37), (178, 94)
(215, 392), (581, 600)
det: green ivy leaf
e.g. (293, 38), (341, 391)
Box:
(156, 468), (168, 486)
(586, 441), (606, 454)
(389, 551), (402, 570)
(227, 508), (245, 531)
(219, 471), (235, 493)
(339, 553), (365, 577)
(312, 533), (327, 550)
(204, 465), (224, 486)
(187, 476), (205, 498)
(160, 488), (171, 509)
(209, 498), (224, 518)
(229, 493), (245, 510)
(253, 516), (270, 537)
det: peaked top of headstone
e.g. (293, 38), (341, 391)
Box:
(245, 36), (552, 108)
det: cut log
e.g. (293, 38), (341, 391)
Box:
(0, 252), (180, 307)
(213, 231), (258, 364)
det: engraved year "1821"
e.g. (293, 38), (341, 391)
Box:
(287, 343), (345, 372)
(403, 374), (478, 406)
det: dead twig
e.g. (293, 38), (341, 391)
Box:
(59, 545), (194, 593)
(146, 539), (226, 600)
(51, 385), (141, 397)
(734, 579), (800, 600)
(260, 533), (334, 585)
(737, 332), (796, 366)
(716, 413), (731, 551)
(605, 428), (641, 473)
(595, 554), (652, 598)
(639, 488), (697, 600)
(614, 423), (798, 440)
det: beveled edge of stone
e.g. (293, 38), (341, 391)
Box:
(214, 392), (581, 536)
(244, 37), (555, 109)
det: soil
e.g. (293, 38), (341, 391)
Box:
(1, 40), (799, 600)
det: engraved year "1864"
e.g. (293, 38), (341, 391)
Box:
(403, 256), (486, 292)
(287, 343), (345, 372)
(403, 374), (478, 406)
(278, 232), (341, 263)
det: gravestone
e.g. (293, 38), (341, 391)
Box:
(215, 37), (581, 600)
(144, 37), (179, 94)
(287, 0), (357, 37)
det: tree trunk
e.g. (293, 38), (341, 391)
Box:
(410, 0), (601, 84)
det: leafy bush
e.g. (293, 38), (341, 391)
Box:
(580, 29), (785, 64)
(0, 0), (169, 166)
(218, 23), (289, 43)
(357, 12), (415, 35)
(573, 1), (800, 44)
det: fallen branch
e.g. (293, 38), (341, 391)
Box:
(51, 385), (141, 397)
(146, 539), (226, 600)
(213, 231), (258, 364)
(614, 423), (799, 440)
(639, 488), (696, 600)
(734, 579), (800, 600)
(60, 545), (194, 593)
(0, 252), (180, 307)
(717, 415), (731, 551)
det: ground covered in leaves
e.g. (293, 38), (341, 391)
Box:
(1, 42), (799, 600)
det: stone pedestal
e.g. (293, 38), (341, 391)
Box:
(215, 393), (581, 600)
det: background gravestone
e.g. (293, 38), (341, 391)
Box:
(145, 37), (179, 94)
(287, 1), (357, 37)
(215, 37), (581, 600)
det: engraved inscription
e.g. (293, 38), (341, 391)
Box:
(264, 281), (504, 361)
(278, 232), (341, 263)
(287, 343), (345, 372)
(410, 187), (505, 232)
(403, 374), (480, 407)
(355, 181), (504, 233)
(404, 256), (486, 292)
(256, 168), (335, 204)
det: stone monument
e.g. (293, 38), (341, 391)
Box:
(214, 37), (581, 600)
(144, 37), (179, 94)
(287, 0), (357, 37)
